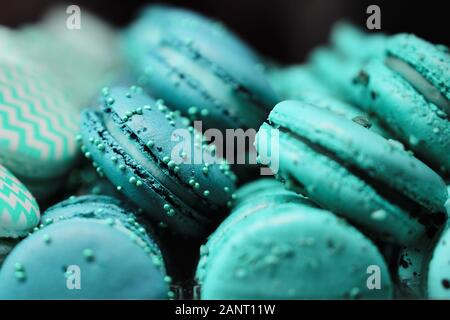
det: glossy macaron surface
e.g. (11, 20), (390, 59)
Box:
(0, 57), (79, 196)
(122, 5), (278, 131)
(352, 35), (450, 174)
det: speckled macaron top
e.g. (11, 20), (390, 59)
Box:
(196, 179), (313, 286)
(256, 100), (448, 244)
(0, 195), (170, 299)
(122, 4), (278, 131)
(387, 34), (450, 105)
(352, 34), (450, 174)
(198, 200), (393, 299)
(80, 85), (236, 236)
(0, 165), (40, 238)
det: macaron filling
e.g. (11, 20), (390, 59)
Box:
(385, 56), (450, 118)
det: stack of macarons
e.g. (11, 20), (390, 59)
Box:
(196, 179), (393, 299)
(122, 4), (278, 133)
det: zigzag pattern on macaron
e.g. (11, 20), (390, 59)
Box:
(0, 165), (40, 237)
(0, 62), (78, 161)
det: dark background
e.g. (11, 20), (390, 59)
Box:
(1, 0), (448, 63)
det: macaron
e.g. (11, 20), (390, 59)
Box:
(268, 65), (331, 100)
(330, 22), (387, 61)
(197, 198), (393, 299)
(0, 56), (79, 200)
(0, 195), (170, 299)
(16, 6), (124, 109)
(0, 165), (40, 238)
(256, 100), (448, 245)
(0, 165), (40, 264)
(79, 85), (236, 237)
(122, 4), (278, 132)
(351, 34), (450, 175)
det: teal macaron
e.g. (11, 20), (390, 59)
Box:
(256, 100), (448, 245)
(351, 34), (450, 175)
(0, 55), (80, 200)
(79, 85), (236, 237)
(196, 193), (393, 299)
(309, 23), (386, 103)
(268, 65), (331, 100)
(122, 4), (278, 132)
(0, 165), (40, 263)
(0, 195), (170, 299)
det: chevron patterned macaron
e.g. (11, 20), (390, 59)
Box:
(0, 57), (79, 182)
(0, 165), (40, 238)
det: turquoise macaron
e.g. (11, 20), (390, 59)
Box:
(122, 4), (278, 132)
(79, 85), (236, 237)
(0, 54), (80, 200)
(196, 190), (393, 299)
(0, 165), (40, 264)
(256, 100), (448, 245)
(0, 195), (171, 299)
(351, 34), (450, 175)
(268, 65), (390, 137)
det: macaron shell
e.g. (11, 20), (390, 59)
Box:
(0, 218), (168, 299)
(268, 101), (447, 213)
(295, 90), (391, 137)
(309, 48), (364, 104)
(387, 33), (450, 101)
(197, 189), (311, 285)
(0, 165), (40, 238)
(80, 109), (211, 237)
(79, 86), (236, 236)
(353, 59), (450, 174)
(268, 65), (331, 99)
(200, 202), (393, 299)
(330, 22), (387, 61)
(0, 58), (79, 182)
